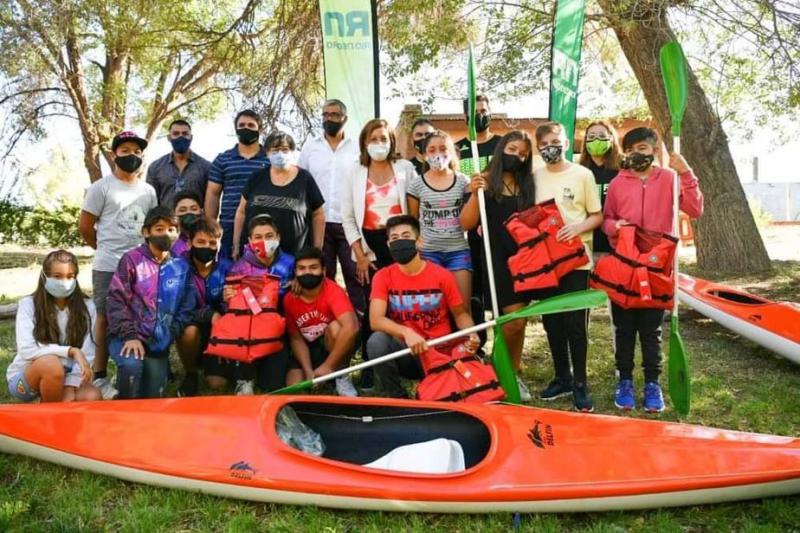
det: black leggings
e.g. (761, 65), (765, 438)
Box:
(541, 270), (589, 384)
(611, 304), (665, 383)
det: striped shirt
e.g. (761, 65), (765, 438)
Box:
(208, 145), (270, 228)
(407, 172), (470, 252)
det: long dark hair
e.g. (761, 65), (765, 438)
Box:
(33, 250), (92, 348)
(484, 130), (536, 210)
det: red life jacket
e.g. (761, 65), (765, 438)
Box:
(417, 345), (505, 404)
(205, 275), (285, 362)
(589, 225), (678, 310)
(505, 199), (589, 292)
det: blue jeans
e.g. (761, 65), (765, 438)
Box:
(110, 337), (170, 399)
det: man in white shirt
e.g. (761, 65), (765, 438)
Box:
(298, 99), (363, 314)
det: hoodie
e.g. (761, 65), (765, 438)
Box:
(602, 166), (703, 247)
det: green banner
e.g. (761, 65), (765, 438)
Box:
(318, 0), (380, 140)
(548, 0), (586, 160)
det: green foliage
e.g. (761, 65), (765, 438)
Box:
(748, 198), (773, 230)
(0, 201), (83, 248)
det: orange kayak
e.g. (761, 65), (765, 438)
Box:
(0, 395), (798, 513)
(678, 274), (800, 363)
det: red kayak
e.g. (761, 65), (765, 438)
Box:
(0, 395), (798, 513)
(678, 274), (800, 363)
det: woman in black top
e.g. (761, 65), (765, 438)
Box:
(460, 130), (536, 398)
(578, 120), (622, 257)
(233, 131), (325, 257)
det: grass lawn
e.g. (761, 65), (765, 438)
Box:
(1, 261), (799, 532)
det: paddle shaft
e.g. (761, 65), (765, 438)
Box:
(304, 320), (498, 388)
(472, 140), (500, 318)
(673, 135), (681, 317)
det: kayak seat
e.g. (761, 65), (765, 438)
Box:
(709, 290), (769, 305)
(286, 402), (490, 469)
(363, 438), (466, 474)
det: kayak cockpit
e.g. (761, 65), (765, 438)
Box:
(278, 402), (491, 473)
(708, 289), (769, 305)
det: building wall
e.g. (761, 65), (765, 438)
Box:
(743, 182), (800, 222)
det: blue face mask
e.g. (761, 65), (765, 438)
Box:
(269, 151), (294, 169)
(44, 277), (76, 299)
(170, 136), (192, 154)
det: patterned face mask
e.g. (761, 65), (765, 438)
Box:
(426, 153), (450, 171)
(540, 145), (563, 165)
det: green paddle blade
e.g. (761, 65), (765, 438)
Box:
(491, 326), (522, 404)
(667, 315), (691, 415)
(467, 45), (478, 142)
(272, 379), (313, 395)
(496, 289), (608, 326)
(659, 42), (688, 137)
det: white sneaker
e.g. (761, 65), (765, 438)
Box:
(516, 375), (532, 402)
(92, 377), (118, 400)
(235, 380), (254, 396)
(335, 375), (358, 397)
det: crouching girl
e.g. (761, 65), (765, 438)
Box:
(8, 250), (100, 402)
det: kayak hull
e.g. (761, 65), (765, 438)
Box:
(678, 274), (800, 363)
(1, 396), (798, 513)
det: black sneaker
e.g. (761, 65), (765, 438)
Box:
(178, 372), (199, 397)
(358, 368), (375, 390)
(573, 383), (594, 413)
(540, 378), (573, 400)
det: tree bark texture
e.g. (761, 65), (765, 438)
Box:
(597, 0), (772, 273)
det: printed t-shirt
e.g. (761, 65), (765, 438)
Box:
(284, 278), (354, 342)
(370, 262), (463, 340)
(455, 135), (501, 175)
(242, 167), (324, 255)
(406, 172), (470, 252)
(81, 174), (157, 272)
(534, 163), (602, 267)
(363, 176), (402, 230)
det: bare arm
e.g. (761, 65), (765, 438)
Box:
(459, 175), (485, 231)
(232, 198), (247, 259)
(322, 311), (359, 370)
(407, 195), (420, 220)
(78, 211), (98, 249)
(311, 206), (325, 249)
(204, 181), (223, 222)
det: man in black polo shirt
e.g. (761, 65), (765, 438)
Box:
(407, 118), (435, 176)
(146, 119), (211, 208)
(455, 94), (500, 337)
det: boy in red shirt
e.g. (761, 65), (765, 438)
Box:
(602, 127), (703, 413)
(368, 215), (479, 398)
(283, 247), (360, 396)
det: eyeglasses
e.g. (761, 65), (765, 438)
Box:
(322, 112), (343, 120)
(585, 134), (610, 141)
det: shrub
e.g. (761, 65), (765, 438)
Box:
(0, 201), (83, 248)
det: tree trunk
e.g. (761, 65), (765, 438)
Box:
(597, 0), (772, 273)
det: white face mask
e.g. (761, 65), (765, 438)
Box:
(264, 239), (280, 257)
(426, 153), (450, 171)
(367, 143), (391, 161)
(44, 277), (76, 299)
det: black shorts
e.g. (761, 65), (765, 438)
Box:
(287, 338), (328, 371)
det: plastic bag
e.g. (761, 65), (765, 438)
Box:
(276, 406), (325, 456)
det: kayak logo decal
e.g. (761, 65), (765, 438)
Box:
(748, 313), (762, 323)
(528, 420), (555, 449)
(229, 461), (257, 480)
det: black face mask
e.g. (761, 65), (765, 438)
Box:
(501, 153), (525, 173)
(296, 273), (324, 290)
(115, 154), (143, 173)
(322, 120), (344, 137)
(413, 137), (429, 154)
(236, 128), (259, 146)
(388, 239), (418, 265)
(622, 152), (655, 172)
(475, 114), (491, 133)
(147, 234), (175, 253)
(178, 213), (200, 231)
(191, 246), (217, 264)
